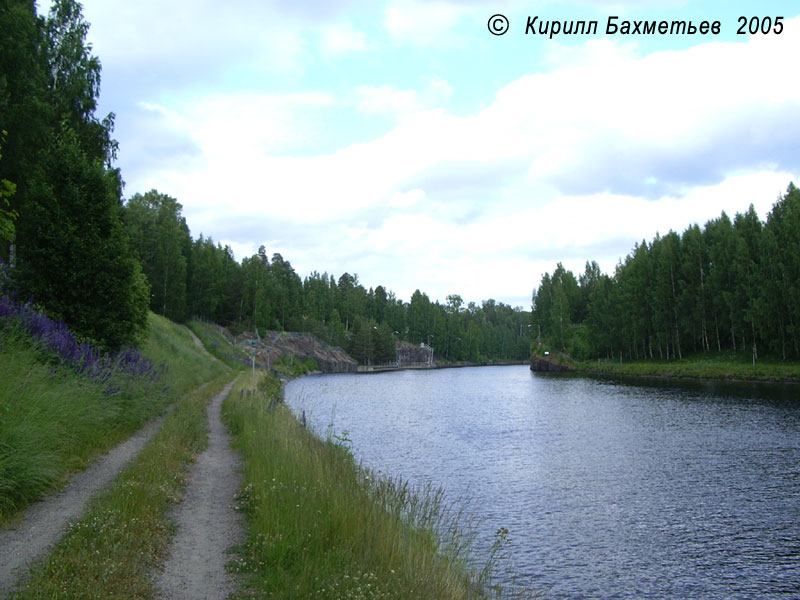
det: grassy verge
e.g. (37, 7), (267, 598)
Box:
(0, 311), (227, 524)
(145, 314), (229, 394)
(188, 319), (253, 370)
(9, 373), (232, 599)
(272, 354), (318, 378)
(578, 353), (800, 383)
(224, 371), (522, 600)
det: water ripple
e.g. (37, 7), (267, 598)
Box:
(286, 367), (800, 599)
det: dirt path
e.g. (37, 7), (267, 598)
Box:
(0, 413), (168, 597)
(184, 325), (223, 364)
(154, 380), (243, 600)
(185, 325), (206, 350)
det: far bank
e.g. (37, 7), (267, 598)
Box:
(530, 351), (800, 384)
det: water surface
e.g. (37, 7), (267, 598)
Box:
(286, 366), (800, 598)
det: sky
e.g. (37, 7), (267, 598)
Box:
(43, 0), (800, 308)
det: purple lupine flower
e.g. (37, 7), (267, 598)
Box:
(1, 293), (164, 387)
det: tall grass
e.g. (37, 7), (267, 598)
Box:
(144, 314), (229, 393)
(9, 374), (232, 599)
(580, 352), (800, 382)
(188, 319), (255, 370)
(224, 372), (527, 600)
(0, 308), (227, 523)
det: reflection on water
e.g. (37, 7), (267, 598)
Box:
(286, 366), (800, 599)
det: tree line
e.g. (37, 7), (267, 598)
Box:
(531, 185), (800, 362)
(0, 0), (529, 362)
(121, 191), (531, 364)
(1, 0), (148, 349)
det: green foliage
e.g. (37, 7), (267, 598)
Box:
(534, 182), (800, 362)
(2, 0), (532, 359)
(273, 354), (318, 377)
(188, 319), (253, 370)
(14, 124), (148, 349)
(10, 375), (232, 599)
(0, 178), (15, 242)
(3, 0), (149, 349)
(0, 311), (225, 523)
(0, 137), (17, 242)
(123, 190), (191, 322)
(223, 372), (517, 600)
(0, 0), (50, 252)
(582, 353), (800, 382)
(567, 325), (593, 361)
(187, 235), (241, 323)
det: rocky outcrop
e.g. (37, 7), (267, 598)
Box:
(236, 331), (357, 373)
(530, 354), (572, 372)
(396, 341), (434, 367)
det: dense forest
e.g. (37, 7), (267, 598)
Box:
(1, 0), (148, 349)
(0, 0), (529, 363)
(120, 189), (531, 363)
(532, 186), (800, 362)
(5, 1), (796, 367)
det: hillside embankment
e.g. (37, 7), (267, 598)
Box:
(2, 309), (535, 599)
(0, 310), (230, 597)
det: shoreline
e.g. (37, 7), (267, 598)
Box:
(355, 359), (529, 373)
(579, 368), (800, 386)
(531, 353), (800, 386)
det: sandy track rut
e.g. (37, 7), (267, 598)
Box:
(0, 413), (167, 597)
(154, 380), (243, 600)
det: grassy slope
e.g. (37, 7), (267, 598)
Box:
(5, 316), (534, 598)
(224, 372), (520, 600)
(0, 312), (227, 523)
(144, 314), (229, 393)
(11, 374), (232, 599)
(577, 352), (800, 383)
(187, 319), (253, 370)
(2, 312), (233, 598)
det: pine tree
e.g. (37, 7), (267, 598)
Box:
(10, 0), (149, 349)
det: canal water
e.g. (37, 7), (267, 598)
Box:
(285, 366), (800, 599)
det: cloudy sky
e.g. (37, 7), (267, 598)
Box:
(51, 0), (800, 308)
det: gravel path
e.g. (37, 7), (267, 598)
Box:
(187, 327), (205, 349)
(0, 413), (167, 597)
(155, 380), (243, 600)
(184, 325), (223, 364)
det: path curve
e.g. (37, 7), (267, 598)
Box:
(183, 325), (223, 365)
(155, 380), (243, 600)
(0, 413), (167, 597)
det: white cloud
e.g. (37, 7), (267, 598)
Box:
(388, 189), (426, 208)
(423, 77), (454, 101)
(321, 24), (373, 55)
(384, 0), (473, 46)
(69, 0), (311, 78)
(120, 15), (800, 305)
(356, 85), (422, 115)
(180, 92), (336, 155)
(355, 76), (454, 117)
